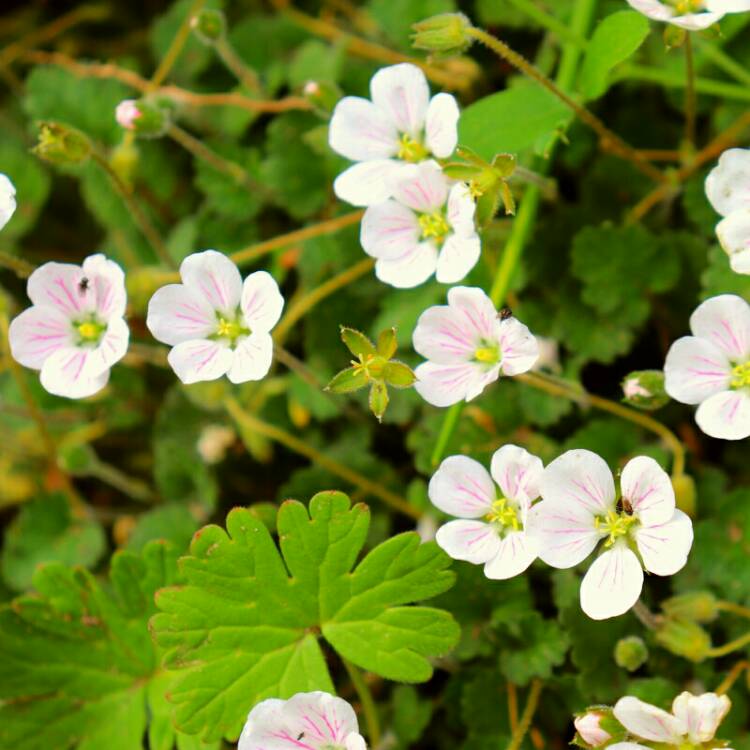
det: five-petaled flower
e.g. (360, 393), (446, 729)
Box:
(412, 286), (539, 407)
(329, 62), (459, 206)
(147, 250), (284, 385)
(664, 294), (750, 439)
(429, 445), (542, 579)
(9, 254), (129, 399)
(529, 449), (693, 620)
(238, 692), (366, 750)
(361, 160), (480, 288)
(0, 173), (16, 231)
(626, 0), (750, 30)
(609, 692), (731, 750)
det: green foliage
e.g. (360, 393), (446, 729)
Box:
(151, 492), (459, 741)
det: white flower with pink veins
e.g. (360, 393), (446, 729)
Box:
(238, 692), (366, 750)
(626, 0), (750, 30)
(664, 294), (750, 439)
(429, 445), (543, 580)
(361, 160), (480, 288)
(528, 449), (693, 620)
(329, 63), (459, 207)
(147, 250), (284, 385)
(609, 692), (731, 750)
(8, 254), (129, 399)
(412, 286), (539, 407)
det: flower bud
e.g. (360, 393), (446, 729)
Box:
(574, 711), (612, 748)
(196, 424), (235, 464)
(115, 98), (170, 138)
(302, 80), (342, 114)
(190, 9), (226, 44)
(655, 617), (711, 662)
(662, 592), (718, 624)
(411, 13), (473, 55)
(621, 370), (669, 410)
(614, 635), (648, 672)
(672, 473), (697, 518)
(33, 122), (91, 166)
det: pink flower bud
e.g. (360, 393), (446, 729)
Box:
(574, 712), (611, 747)
(115, 99), (142, 130)
(623, 378), (651, 399)
(303, 80), (320, 97)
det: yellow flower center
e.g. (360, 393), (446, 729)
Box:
(397, 133), (429, 163)
(595, 509), (638, 547)
(418, 211), (450, 241)
(216, 316), (249, 344)
(485, 497), (520, 531)
(730, 361), (750, 389)
(75, 319), (106, 344)
(474, 345), (500, 365)
(673, 0), (704, 12)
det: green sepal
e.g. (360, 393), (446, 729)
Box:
(475, 188), (502, 227)
(340, 326), (376, 358)
(491, 152), (516, 178)
(383, 361), (417, 388)
(442, 163), (482, 181)
(326, 366), (370, 394)
(369, 381), (390, 421)
(376, 327), (398, 359)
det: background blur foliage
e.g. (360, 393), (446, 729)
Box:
(0, 1), (749, 749)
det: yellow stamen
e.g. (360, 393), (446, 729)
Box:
(418, 211), (450, 241)
(730, 361), (750, 389)
(77, 322), (100, 341)
(594, 509), (638, 547)
(485, 497), (520, 531)
(216, 317), (247, 341)
(474, 346), (499, 364)
(397, 133), (429, 163)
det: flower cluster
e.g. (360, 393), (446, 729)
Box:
(430, 447), (693, 620)
(627, 0), (750, 30)
(706, 148), (750, 275)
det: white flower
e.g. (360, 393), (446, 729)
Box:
(625, 0), (749, 30)
(238, 692), (366, 750)
(361, 161), (480, 288)
(0, 173), (16, 230)
(529, 450), (693, 620)
(429, 445), (542, 579)
(115, 99), (142, 130)
(196, 424), (235, 464)
(716, 209), (750, 275)
(329, 63), (459, 207)
(664, 294), (750, 439)
(574, 711), (612, 747)
(8, 254), (129, 399)
(147, 250), (284, 385)
(705, 148), (750, 217)
(412, 287), (539, 407)
(610, 692), (731, 750)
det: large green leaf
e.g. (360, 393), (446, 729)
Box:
(579, 11), (649, 100)
(151, 491), (459, 742)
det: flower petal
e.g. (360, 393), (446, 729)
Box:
(705, 147), (750, 217)
(227, 333), (273, 383)
(147, 284), (217, 346)
(664, 336), (731, 405)
(447, 183), (476, 237)
(620, 456), (675, 527)
(483, 531), (537, 580)
(167, 339), (233, 384)
(436, 234), (481, 284)
(370, 63), (429, 137)
(414, 360), (496, 407)
(614, 696), (685, 743)
(391, 160), (449, 213)
(707, 0), (750, 11)
(333, 159), (404, 206)
(498, 317), (539, 376)
(429, 454), (495, 518)
(179, 250), (243, 314)
(87, 317), (130, 377)
(626, 0), (674, 21)
(695, 389), (750, 440)
(448, 286), (502, 342)
(328, 96), (399, 161)
(671, 692), (730, 744)
(490, 444), (543, 506)
(239, 699), (284, 750)
(716, 209), (750, 274)
(0, 173), (16, 230)
(361, 200), (420, 260)
(8, 305), (74, 369)
(241, 271), (284, 333)
(635, 509), (693, 576)
(580, 545), (643, 620)
(425, 93), (460, 158)
(82, 254), (127, 320)
(668, 11), (723, 29)
(526, 499), (600, 568)
(690, 294), (750, 361)
(39, 347), (111, 399)
(374, 242), (438, 288)
(27, 261), (89, 318)
(539, 449), (616, 515)
(436, 519), (501, 564)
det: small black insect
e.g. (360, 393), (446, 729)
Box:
(498, 306), (513, 321)
(78, 277), (90, 296)
(616, 497), (634, 515)
(297, 733), (305, 741)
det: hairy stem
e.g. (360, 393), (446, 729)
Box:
(684, 34), (696, 150)
(715, 660), (750, 695)
(89, 459), (157, 503)
(215, 37), (261, 92)
(224, 396), (419, 519)
(149, 0), (205, 89)
(506, 680), (543, 750)
(0, 250), (34, 278)
(707, 631), (750, 659)
(632, 599), (660, 631)
(341, 658), (381, 748)
(716, 601), (750, 620)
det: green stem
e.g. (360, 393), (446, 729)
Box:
(341, 658), (381, 748)
(715, 660), (750, 695)
(89, 459), (156, 503)
(717, 601), (750, 620)
(505, 680), (543, 750)
(215, 37), (262, 92)
(633, 599), (660, 631)
(684, 33), (696, 149)
(0, 249), (34, 278)
(707, 631), (750, 659)
(505, 0), (588, 47)
(430, 401), (464, 467)
(149, 0), (205, 89)
(618, 64), (750, 102)
(224, 396), (419, 520)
